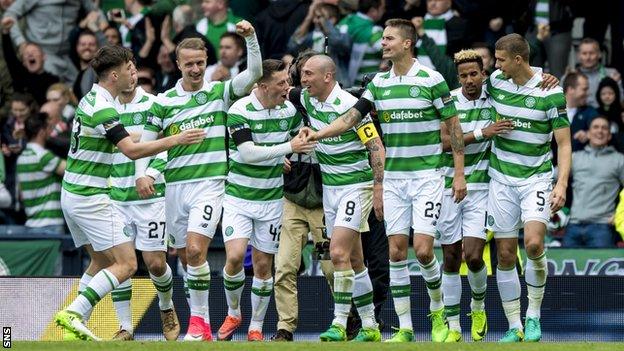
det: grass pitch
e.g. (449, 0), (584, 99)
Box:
(11, 342), (624, 351)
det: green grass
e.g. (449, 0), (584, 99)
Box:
(10, 342), (624, 351)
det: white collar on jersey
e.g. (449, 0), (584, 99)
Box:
(388, 59), (421, 78)
(502, 66), (544, 88)
(92, 83), (115, 103)
(456, 86), (488, 104)
(114, 86), (146, 105)
(174, 78), (210, 97)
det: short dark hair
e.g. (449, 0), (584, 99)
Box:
(472, 42), (492, 55)
(359, 0), (382, 13)
(259, 59), (287, 83)
(91, 45), (134, 79)
(290, 49), (319, 87)
(11, 92), (38, 113)
(590, 115), (610, 127)
(385, 18), (416, 45)
(579, 37), (600, 50)
(175, 38), (206, 59)
(454, 49), (484, 70)
(495, 33), (530, 62)
(25, 113), (48, 140)
(563, 72), (588, 92)
(220, 32), (245, 51)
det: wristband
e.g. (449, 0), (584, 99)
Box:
(473, 128), (484, 141)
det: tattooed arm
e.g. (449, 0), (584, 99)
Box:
(365, 136), (385, 220)
(301, 98), (373, 141)
(444, 115), (467, 202)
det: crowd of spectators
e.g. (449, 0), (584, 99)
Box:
(0, 0), (623, 248)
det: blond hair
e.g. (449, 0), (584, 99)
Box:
(453, 49), (483, 70)
(47, 83), (78, 106)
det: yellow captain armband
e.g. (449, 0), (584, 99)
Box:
(356, 123), (379, 144)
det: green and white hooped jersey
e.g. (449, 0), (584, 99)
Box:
(337, 12), (383, 87)
(486, 69), (569, 186)
(226, 91), (302, 202)
(111, 87), (166, 204)
(362, 59), (457, 179)
(63, 84), (122, 196)
(300, 84), (373, 188)
(145, 79), (236, 185)
(442, 88), (493, 193)
(17, 143), (64, 227)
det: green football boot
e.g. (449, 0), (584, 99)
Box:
(384, 328), (414, 342)
(524, 317), (542, 342)
(352, 327), (381, 342)
(444, 329), (462, 342)
(54, 310), (100, 341)
(319, 324), (347, 342)
(428, 308), (449, 342)
(499, 328), (524, 342)
(469, 310), (488, 341)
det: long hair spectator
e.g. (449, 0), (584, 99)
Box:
(596, 77), (623, 135)
(46, 83), (78, 124)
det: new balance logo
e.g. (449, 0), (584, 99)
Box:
(255, 123), (263, 129)
(383, 90), (391, 96)
(498, 94), (505, 100)
(343, 217), (352, 222)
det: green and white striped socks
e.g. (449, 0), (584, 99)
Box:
(150, 264), (174, 311)
(249, 276), (273, 332)
(223, 268), (245, 318)
(389, 260), (412, 330)
(419, 257), (443, 312)
(68, 269), (119, 318)
(442, 272), (461, 331)
(187, 262), (211, 322)
(353, 268), (377, 329)
(112, 279), (133, 332)
(332, 269), (355, 328)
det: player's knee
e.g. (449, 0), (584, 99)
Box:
(330, 247), (350, 266)
(415, 249), (433, 265)
(524, 241), (544, 258)
(497, 251), (516, 268)
(465, 254), (484, 272)
(185, 244), (205, 264)
(388, 245), (407, 261)
(146, 259), (167, 277)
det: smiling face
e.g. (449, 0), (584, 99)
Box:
(177, 48), (207, 87)
(588, 117), (611, 147)
(300, 56), (333, 99)
(11, 101), (30, 122)
(77, 34), (98, 63)
(259, 69), (290, 108)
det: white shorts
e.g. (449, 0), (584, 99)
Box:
(486, 179), (552, 238)
(323, 184), (372, 238)
(221, 195), (283, 254)
(166, 179), (224, 249)
(114, 200), (167, 252)
(383, 176), (444, 236)
(437, 190), (488, 245)
(61, 189), (132, 252)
